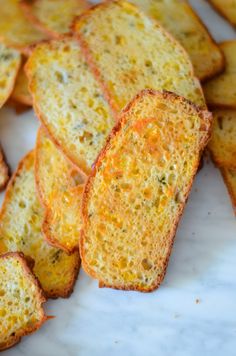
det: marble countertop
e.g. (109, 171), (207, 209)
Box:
(0, 1), (236, 355)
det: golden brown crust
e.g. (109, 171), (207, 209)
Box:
(207, 0), (236, 28)
(11, 92), (32, 107)
(81, 89), (212, 292)
(72, 0), (206, 113)
(0, 146), (9, 191)
(20, 0), (90, 38)
(46, 253), (81, 299)
(11, 58), (32, 107)
(221, 168), (236, 215)
(7, 98), (31, 114)
(0, 252), (48, 351)
(204, 40), (236, 109)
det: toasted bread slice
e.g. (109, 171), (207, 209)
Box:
(204, 41), (236, 109)
(0, 146), (9, 191)
(0, 43), (21, 109)
(0, 252), (47, 351)
(73, 0), (205, 112)
(81, 90), (212, 292)
(221, 168), (236, 215)
(21, 0), (90, 37)
(208, 0), (236, 27)
(0, 151), (80, 298)
(208, 109), (236, 169)
(11, 61), (32, 106)
(35, 127), (84, 253)
(126, 0), (224, 81)
(26, 36), (114, 174)
(0, 0), (47, 55)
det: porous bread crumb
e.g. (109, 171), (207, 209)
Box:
(0, 252), (47, 351)
(81, 90), (212, 292)
(129, 0), (224, 81)
(73, 0), (205, 112)
(26, 37), (115, 174)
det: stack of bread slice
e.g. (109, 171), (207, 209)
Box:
(204, 41), (236, 214)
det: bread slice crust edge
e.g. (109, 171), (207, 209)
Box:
(80, 89), (212, 292)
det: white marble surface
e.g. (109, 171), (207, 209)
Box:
(1, 1), (236, 355)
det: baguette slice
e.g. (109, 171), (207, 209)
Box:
(208, 109), (236, 169)
(127, 0), (224, 81)
(21, 0), (90, 37)
(208, 0), (236, 27)
(73, 0), (205, 112)
(11, 61), (32, 106)
(0, 0), (47, 55)
(35, 127), (84, 253)
(221, 168), (236, 215)
(26, 36), (115, 174)
(0, 252), (47, 351)
(0, 146), (9, 191)
(0, 43), (21, 109)
(0, 151), (80, 298)
(81, 89), (212, 292)
(204, 41), (236, 108)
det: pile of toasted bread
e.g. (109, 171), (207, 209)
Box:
(0, 0), (235, 351)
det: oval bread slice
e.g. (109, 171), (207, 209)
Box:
(0, 151), (80, 298)
(0, 43), (21, 109)
(122, 0), (224, 81)
(21, 0), (90, 37)
(204, 41), (236, 109)
(0, 252), (47, 351)
(73, 0), (205, 112)
(81, 90), (212, 292)
(35, 127), (84, 253)
(26, 36), (115, 175)
(0, 0), (47, 55)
